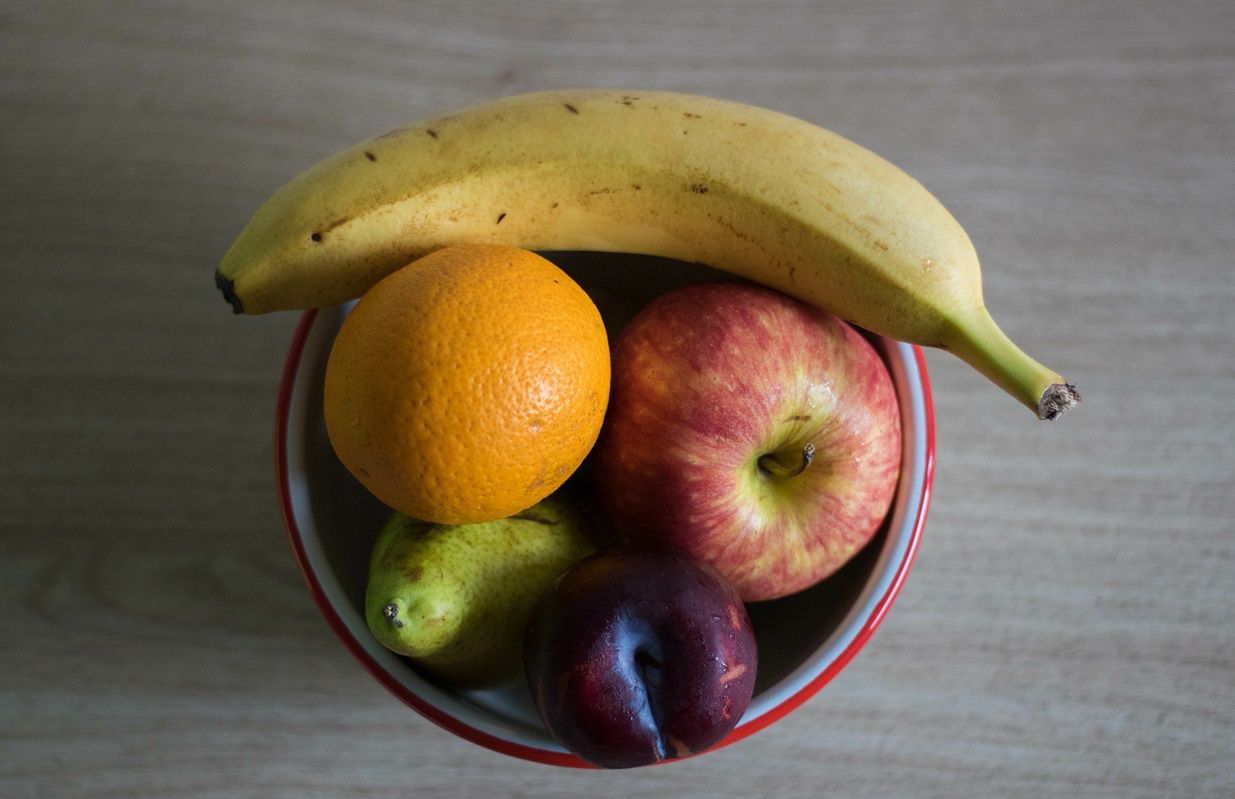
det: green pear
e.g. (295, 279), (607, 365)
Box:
(364, 495), (597, 687)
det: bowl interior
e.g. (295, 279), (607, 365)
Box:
(279, 252), (931, 762)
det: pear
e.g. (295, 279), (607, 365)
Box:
(364, 495), (597, 687)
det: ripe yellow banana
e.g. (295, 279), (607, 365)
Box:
(217, 89), (1078, 419)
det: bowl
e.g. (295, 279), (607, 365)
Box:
(274, 253), (934, 767)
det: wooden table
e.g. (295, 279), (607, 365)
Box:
(4, 2), (1232, 796)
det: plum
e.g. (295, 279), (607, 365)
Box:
(524, 546), (757, 768)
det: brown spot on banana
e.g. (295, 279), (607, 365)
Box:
(317, 216), (352, 234)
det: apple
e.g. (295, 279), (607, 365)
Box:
(524, 545), (757, 769)
(592, 281), (901, 602)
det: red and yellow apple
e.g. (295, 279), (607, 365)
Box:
(593, 281), (902, 602)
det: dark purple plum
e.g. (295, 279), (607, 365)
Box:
(524, 546), (757, 769)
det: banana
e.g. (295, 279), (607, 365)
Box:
(216, 89), (1079, 419)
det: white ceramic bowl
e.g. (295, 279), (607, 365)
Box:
(275, 254), (934, 767)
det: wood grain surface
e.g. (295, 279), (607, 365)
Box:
(2, 1), (1232, 797)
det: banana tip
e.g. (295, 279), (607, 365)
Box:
(1037, 383), (1081, 420)
(214, 271), (244, 314)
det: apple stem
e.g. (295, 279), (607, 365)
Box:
(758, 442), (815, 478)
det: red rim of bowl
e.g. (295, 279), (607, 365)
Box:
(275, 307), (935, 768)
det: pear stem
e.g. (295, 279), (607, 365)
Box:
(382, 604), (404, 628)
(758, 442), (815, 478)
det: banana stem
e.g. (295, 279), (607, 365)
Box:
(944, 307), (1080, 420)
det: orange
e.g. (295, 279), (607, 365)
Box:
(323, 245), (610, 525)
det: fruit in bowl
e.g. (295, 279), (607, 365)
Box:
(525, 545), (758, 769)
(593, 281), (902, 602)
(269, 253), (934, 766)
(218, 89), (1077, 420)
(211, 86), (1088, 766)
(322, 244), (610, 526)
(365, 496), (598, 688)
